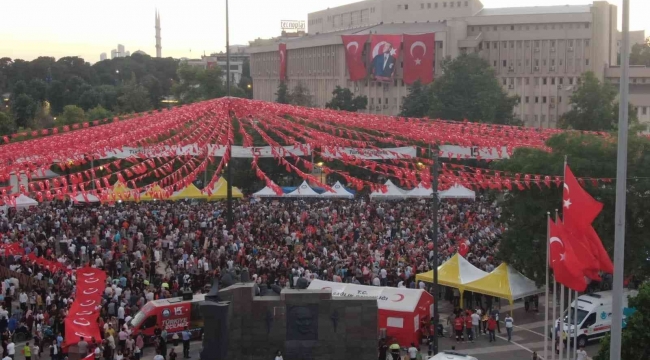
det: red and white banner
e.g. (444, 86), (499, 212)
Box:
(369, 35), (401, 82)
(65, 267), (107, 346)
(403, 33), (436, 85)
(279, 43), (287, 81)
(341, 35), (369, 81)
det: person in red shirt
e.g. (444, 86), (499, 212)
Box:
(454, 314), (464, 342)
(487, 316), (497, 342)
(465, 311), (474, 342)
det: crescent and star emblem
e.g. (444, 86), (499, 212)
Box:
(280, 50), (285, 64)
(73, 319), (91, 326)
(549, 236), (566, 262)
(410, 41), (426, 65)
(80, 300), (96, 307)
(564, 183), (570, 193)
(74, 310), (94, 316)
(83, 288), (98, 295)
(392, 294), (405, 302)
(346, 41), (359, 54)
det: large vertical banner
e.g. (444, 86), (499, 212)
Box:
(369, 35), (401, 82)
(341, 35), (369, 81)
(279, 43), (287, 81)
(403, 33), (436, 85)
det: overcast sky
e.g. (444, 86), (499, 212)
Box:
(1, 0), (647, 63)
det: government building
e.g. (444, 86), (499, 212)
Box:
(248, 0), (650, 129)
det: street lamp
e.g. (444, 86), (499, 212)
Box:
(247, 84), (252, 89)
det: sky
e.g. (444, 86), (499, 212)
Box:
(1, 0), (648, 63)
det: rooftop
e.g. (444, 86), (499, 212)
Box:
(476, 4), (591, 16)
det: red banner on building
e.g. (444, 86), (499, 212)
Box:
(341, 35), (369, 81)
(403, 33), (436, 85)
(369, 35), (402, 82)
(279, 43), (287, 81)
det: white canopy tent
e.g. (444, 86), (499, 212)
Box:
(404, 182), (433, 198)
(30, 169), (60, 179)
(370, 180), (407, 200)
(252, 186), (283, 197)
(72, 193), (101, 203)
(284, 181), (320, 197)
(320, 181), (354, 199)
(439, 184), (476, 200)
(13, 194), (38, 209)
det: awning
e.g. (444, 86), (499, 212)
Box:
(462, 263), (543, 303)
(370, 180), (407, 200)
(415, 254), (488, 290)
(320, 181), (354, 199)
(169, 184), (208, 200)
(439, 184), (475, 200)
(284, 181), (320, 197)
(140, 184), (169, 201)
(206, 178), (244, 200)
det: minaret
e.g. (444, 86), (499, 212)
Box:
(155, 9), (162, 58)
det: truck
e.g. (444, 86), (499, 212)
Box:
(554, 289), (637, 348)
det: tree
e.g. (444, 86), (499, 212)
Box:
(47, 80), (67, 115)
(141, 74), (163, 109)
(289, 82), (313, 107)
(58, 105), (85, 125)
(11, 93), (36, 128)
(595, 282), (650, 360)
(27, 79), (47, 103)
(78, 88), (103, 111)
(400, 80), (430, 117)
(117, 82), (152, 113)
(172, 63), (205, 104)
(325, 86), (368, 112)
(428, 54), (520, 125)
(238, 58), (253, 99)
(559, 71), (639, 131)
(86, 105), (112, 121)
(0, 111), (16, 135)
(495, 133), (650, 286)
(275, 81), (290, 104)
(199, 66), (225, 99)
(628, 38), (650, 66)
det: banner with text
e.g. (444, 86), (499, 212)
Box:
(439, 145), (510, 160)
(322, 146), (416, 159)
(97, 145), (312, 160)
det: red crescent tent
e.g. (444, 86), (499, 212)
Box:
(308, 279), (434, 346)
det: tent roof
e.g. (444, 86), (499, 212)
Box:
(284, 181), (320, 197)
(307, 279), (430, 313)
(207, 178), (244, 200)
(415, 254), (488, 289)
(169, 184), (207, 200)
(252, 186), (282, 197)
(439, 184), (476, 200)
(72, 193), (100, 203)
(140, 185), (168, 201)
(110, 181), (137, 201)
(463, 263), (543, 302)
(405, 182), (433, 198)
(13, 194), (38, 208)
(370, 180), (406, 199)
(320, 181), (354, 199)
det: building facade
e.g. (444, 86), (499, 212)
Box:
(100, 53), (107, 61)
(248, 0), (649, 129)
(184, 47), (250, 85)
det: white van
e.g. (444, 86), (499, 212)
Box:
(558, 289), (637, 347)
(427, 352), (478, 360)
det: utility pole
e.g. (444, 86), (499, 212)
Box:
(429, 145), (440, 355)
(610, 0), (630, 359)
(225, 0), (234, 230)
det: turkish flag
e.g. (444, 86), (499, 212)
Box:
(369, 35), (401, 82)
(341, 35), (369, 81)
(458, 241), (469, 257)
(65, 266), (106, 347)
(403, 33), (436, 85)
(548, 219), (587, 292)
(279, 43), (287, 81)
(563, 165), (613, 274)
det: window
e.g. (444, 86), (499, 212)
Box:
(510, 41), (514, 47)
(458, 1), (461, 7)
(443, 2), (446, 7)
(534, 115), (538, 122)
(526, 59), (530, 66)
(503, 60), (507, 67)
(551, 59), (556, 66)
(405, 4), (409, 9)
(581, 313), (597, 329)
(569, 78), (574, 85)
(585, 39), (590, 46)
(543, 59), (547, 66)
(643, 107), (648, 115)
(370, 98), (374, 105)
(486, 42), (490, 49)
(585, 23), (590, 29)
(559, 77), (563, 85)
(421, 3), (424, 9)
(535, 96), (539, 103)
(502, 41), (507, 48)
(534, 78), (539, 85)
(470, 26), (474, 32)
(450, 1), (454, 7)
(398, 4), (402, 9)
(551, 40), (556, 47)
(502, 78), (507, 85)
(559, 59), (564, 66)
(465, 1), (468, 5)
(378, 98), (382, 104)
(551, 77), (556, 85)
(543, 78), (547, 85)
(535, 40), (540, 48)
(535, 59), (540, 67)
(559, 96), (562, 103)
(525, 96), (529, 103)
(493, 26), (497, 31)
(428, 3), (432, 8)
(142, 315), (158, 330)
(435, 2), (439, 8)
(543, 96), (547, 103)
(493, 60), (497, 67)
(385, 97), (388, 104)
(525, 78), (530, 85)
(569, 40), (574, 47)
(586, 59), (590, 66)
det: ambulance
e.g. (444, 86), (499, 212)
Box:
(556, 290), (637, 348)
(129, 293), (206, 343)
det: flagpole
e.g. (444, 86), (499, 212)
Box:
(544, 212), (551, 360)
(573, 289), (579, 359)
(559, 283), (565, 360)
(566, 289), (571, 360)
(553, 209), (560, 360)
(610, 0), (630, 358)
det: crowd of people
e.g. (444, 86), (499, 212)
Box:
(0, 194), (504, 360)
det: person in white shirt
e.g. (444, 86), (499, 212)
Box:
(576, 346), (588, 360)
(504, 314), (514, 342)
(471, 311), (481, 338)
(7, 341), (15, 359)
(379, 268), (387, 286)
(407, 343), (419, 360)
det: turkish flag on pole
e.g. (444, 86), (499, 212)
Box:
(458, 241), (469, 257)
(403, 33), (436, 85)
(341, 35), (369, 81)
(369, 35), (402, 82)
(549, 218), (587, 292)
(563, 164), (613, 274)
(279, 43), (287, 81)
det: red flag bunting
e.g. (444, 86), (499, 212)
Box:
(279, 43), (287, 81)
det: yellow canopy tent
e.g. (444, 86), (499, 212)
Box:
(168, 183), (208, 201)
(109, 181), (137, 201)
(415, 253), (488, 306)
(207, 178), (244, 200)
(139, 184), (169, 201)
(461, 263), (543, 305)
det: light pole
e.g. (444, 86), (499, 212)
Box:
(225, 0), (233, 230)
(429, 145), (440, 355)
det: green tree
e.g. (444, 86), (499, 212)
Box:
(595, 283), (650, 360)
(141, 74), (163, 109)
(400, 80), (431, 117)
(275, 81), (290, 104)
(495, 133), (650, 286)
(58, 105), (85, 125)
(628, 38), (650, 66)
(11, 80), (27, 99)
(289, 82), (313, 107)
(47, 80), (67, 115)
(172, 63), (204, 104)
(199, 66), (225, 99)
(0, 111), (16, 135)
(117, 82), (152, 113)
(238, 58), (253, 99)
(559, 71), (639, 131)
(96, 85), (119, 111)
(27, 79), (47, 103)
(86, 105), (112, 121)
(78, 88), (102, 111)
(11, 93), (37, 128)
(325, 86), (368, 112)
(428, 54), (520, 125)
